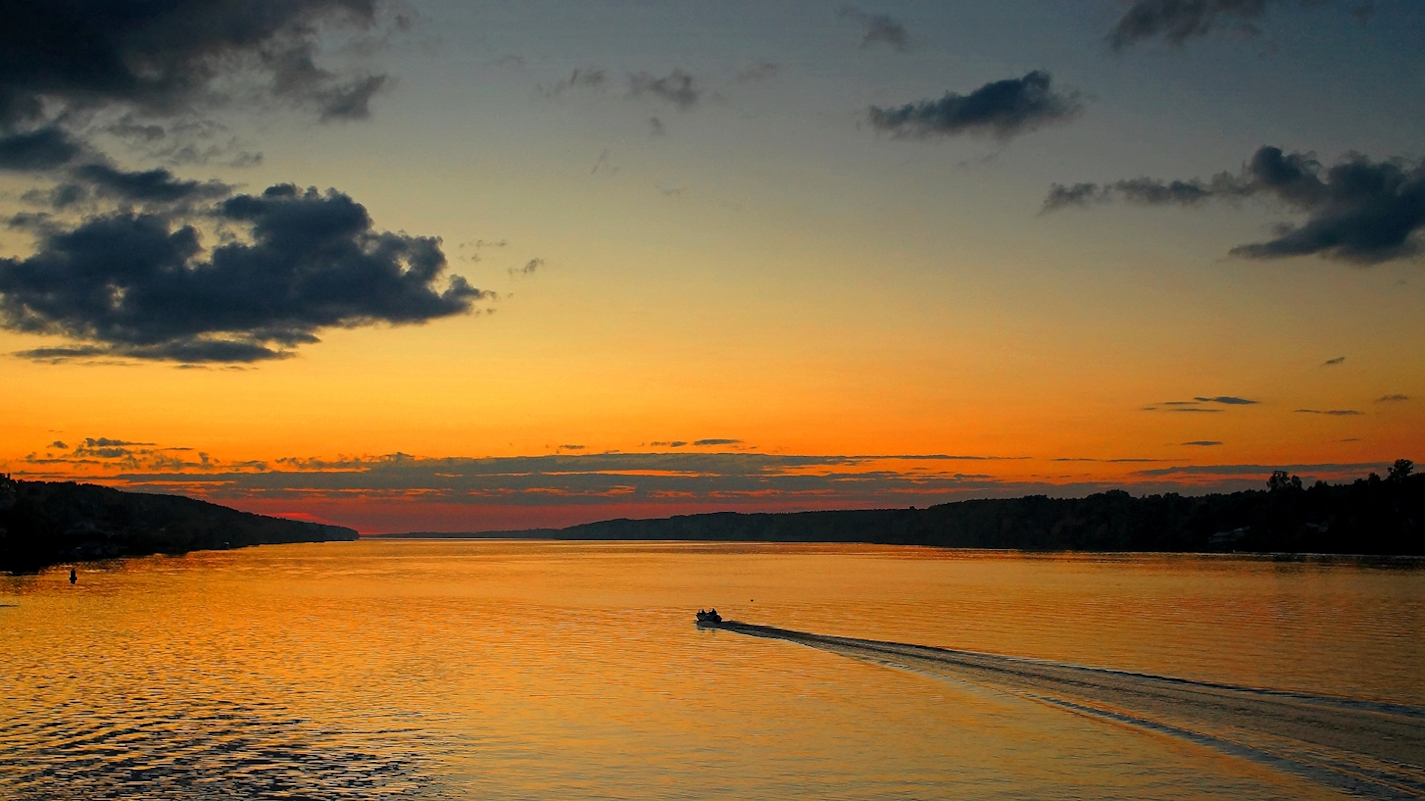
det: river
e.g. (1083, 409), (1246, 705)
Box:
(2, 540), (1422, 799)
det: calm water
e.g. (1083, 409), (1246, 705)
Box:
(2, 540), (1423, 800)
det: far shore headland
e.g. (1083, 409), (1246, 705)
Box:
(0, 476), (356, 574)
(5, 461), (1420, 573)
(376, 463), (1423, 557)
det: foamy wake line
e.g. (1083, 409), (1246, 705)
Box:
(715, 621), (1425, 800)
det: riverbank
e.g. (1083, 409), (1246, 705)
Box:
(0, 477), (356, 573)
(378, 465), (1424, 556)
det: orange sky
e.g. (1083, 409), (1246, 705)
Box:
(1, 1), (1422, 532)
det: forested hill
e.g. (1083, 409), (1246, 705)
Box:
(406, 462), (1424, 556)
(0, 477), (357, 573)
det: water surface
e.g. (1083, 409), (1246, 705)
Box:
(2, 540), (1421, 799)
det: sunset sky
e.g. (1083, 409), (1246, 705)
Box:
(1, 0), (1421, 532)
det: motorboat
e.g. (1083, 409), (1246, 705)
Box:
(695, 608), (722, 625)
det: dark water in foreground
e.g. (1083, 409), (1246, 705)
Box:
(1, 541), (1422, 800)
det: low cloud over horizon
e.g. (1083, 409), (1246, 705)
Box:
(7, 438), (1400, 533)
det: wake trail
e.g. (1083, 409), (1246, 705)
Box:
(713, 621), (1425, 800)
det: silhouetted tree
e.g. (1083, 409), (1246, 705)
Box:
(1268, 471), (1303, 492)
(1390, 459), (1414, 482)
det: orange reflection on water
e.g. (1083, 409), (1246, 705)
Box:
(2, 541), (1418, 800)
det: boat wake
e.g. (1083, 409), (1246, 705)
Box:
(713, 621), (1425, 800)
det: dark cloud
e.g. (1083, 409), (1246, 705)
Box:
(0, 184), (486, 363)
(693, 439), (742, 447)
(0, 0), (388, 128)
(1323, 356), (1346, 366)
(839, 7), (909, 50)
(650, 441), (688, 448)
(628, 70), (700, 110)
(1295, 408), (1364, 416)
(648, 116), (666, 137)
(1144, 396), (1257, 412)
(0, 127), (84, 171)
(84, 438), (151, 447)
(1108, 0), (1307, 49)
(68, 163), (233, 205)
(79, 451), (1049, 507)
(1045, 146), (1425, 264)
(1183, 441), (1223, 446)
(49, 440), (67, 449)
(868, 71), (1083, 142)
(1376, 394), (1410, 402)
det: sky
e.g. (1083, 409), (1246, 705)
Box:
(0, 0), (1421, 533)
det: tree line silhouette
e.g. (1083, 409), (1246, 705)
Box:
(0, 477), (356, 573)
(480, 459), (1423, 555)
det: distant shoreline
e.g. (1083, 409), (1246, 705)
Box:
(8, 466), (1422, 571)
(363, 534), (1425, 565)
(1, 478), (357, 574)
(368, 469), (1425, 557)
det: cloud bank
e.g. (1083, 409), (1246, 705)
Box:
(1045, 146), (1425, 264)
(11, 441), (1395, 532)
(869, 71), (1083, 141)
(0, 2), (490, 364)
(0, 0), (389, 128)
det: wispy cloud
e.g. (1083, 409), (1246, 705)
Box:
(1108, 0), (1309, 49)
(1143, 395), (1258, 412)
(838, 6), (909, 50)
(509, 258), (544, 278)
(1376, 394), (1410, 403)
(869, 71), (1082, 142)
(1295, 408), (1364, 416)
(1183, 441), (1223, 446)
(1323, 356), (1346, 366)
(539, 67), (607, 98)
(1136, 461), (1388, 478)
(1045, 146), (1425, 264)
(735, 61), (782, 83)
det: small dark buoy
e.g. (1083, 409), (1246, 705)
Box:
(69, 568), (77, 585)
